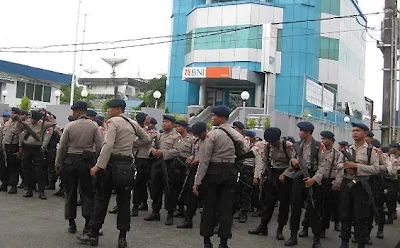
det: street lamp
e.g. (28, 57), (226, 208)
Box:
(81, 89), (88, 100)
(33, 101), (38, 108)
(344, 116), (350, 141)
(2, 90), (8, 103)
(153, 90), (161, 109)
(241, 91), (250, 124)
(54, 90), (61, 105)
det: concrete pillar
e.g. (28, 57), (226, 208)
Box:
(199, 84), (207, 106)
(254, 84), (262, 108)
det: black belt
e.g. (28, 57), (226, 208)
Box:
(110, 154), (133, 162)
(269, 167), (286, 173)
(21, 144), (41, 149)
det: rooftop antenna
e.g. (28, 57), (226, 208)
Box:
(78, 14), (88, 80)
(101, 56), (127, 99)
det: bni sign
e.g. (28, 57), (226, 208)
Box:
(182, 67), (206, 79)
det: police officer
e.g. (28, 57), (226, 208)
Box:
(386, 142), (400, 224)
(77, 99), (150, 248)
(131, 112), (152, 217)
(55, 101), (104, 235)
(335, 122), (381, 248)
(20, 110), (56, 200)
(0, 111), (11, 191)
(45, 117), (62, 190)
(86, 110), (97, 121)
(144, 115), (181, 226)
(174, 119), (194, 218)
(284, 122), (326, 248)
(249, 127), (293, 240)
(177, 121), (207, 229)
(338, 141), (349, 151)
(2, 107), (24, 194)
(193, 105), (245, 248)
(319, 131), (341, 237)
(232, 121), (245, 135)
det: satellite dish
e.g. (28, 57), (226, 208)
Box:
(101, 58), (127, 67)
(83, 69), (99, 75)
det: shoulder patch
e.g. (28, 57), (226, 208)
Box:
(320, 143), (326, 153)
(46, 128), (52, 134)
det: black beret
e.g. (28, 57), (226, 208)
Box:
(338, 141), (349, 146)
(150, 117), (157, 125)
(389, 142), (400, 148)
(211, 105), (230, 118)
(30, 110), (43, 121)
(320, 130), (335, 140)
(186, 126), (192, 133)
(87, 110), (97, 117)
(381, 147), (390, 153)
(96, 115), (105, 123)
(284, 136), (296, 143)
(264, 127), (281, 143)
(106, 99), (126, 108)
(11, 107), (22, 115)
(351, 122), (369, 131)
(244, 130), (256, 138)
(71, 101), (88, 110)
(297, 121), (314, 132)
(232, 121), (245, 130)
(191, 122), (207, 134)
(367, 131), (374, 137)
(163, 115), (176, 123)
(176, 120), (189, 127)
(371, 138), (381, 148)
(21, 111), (28, 116)
(135, 112), (148, 124)
(68, 115), (74, 122)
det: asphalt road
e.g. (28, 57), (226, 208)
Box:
(0, 189), (399, 248)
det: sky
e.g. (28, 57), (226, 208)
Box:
(0, 0), (386, 117)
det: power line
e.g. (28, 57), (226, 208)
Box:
(0, 11), (383, 52)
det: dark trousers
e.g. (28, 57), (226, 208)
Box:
(200, 163), (236, 239)
(90, 158), (132, 232)
(340, 178), (371, 245)
(182, 164), (199, 217)
(321, 178), (340, 230)
(289, 175), (323, 236)
(261, 170), (292, 226)
(46, 148), (57, 184)
(176, 157), (188, 210)
(238, 165), (253, 213)
(63, 154), (95, 222)
(384, 178), (398, 218)
(0, 149), (8, 185)
(5, 144), (20, 187)
(22, 146), (45, 191)
(367, 176), (385, 232)
(150, 158), (183, 213)
(132, 158), (150, 207)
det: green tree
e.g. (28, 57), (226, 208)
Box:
(60, 85), (94, 108)
(247, 118), (256, 129)
(139, 76), (166, 108)
(102, 98), (113, 114)
(19, 96), (31, 111)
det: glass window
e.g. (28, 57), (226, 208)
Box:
(235, 26), (249, 48)
(43, 86), (51, 102)
(321, 0), (340, 16)
(320, 37), (338, 61)
(16, 81), (25, 98)
(185, 31), (193, 54)
(26, 83), (34, 100)
(194, 28), (208, 50)
(34, 84), (43, 101)
(277, 29), (283, 52)
(207, 27), (222, 50)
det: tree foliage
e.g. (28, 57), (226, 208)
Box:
(60, 84), (94, 108)
(102, 98), (113, 114)
(19, 96), (31, 111)
(139, 76), (166, 108)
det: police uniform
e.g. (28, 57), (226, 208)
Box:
(145, 115), (182, 226)
(78, 99), (150, 248)
(0, 111), (11, 191)
(335, 122), (382, 248)
(2, 108), (25, 194)
(385, 142), (400, 224)
(175, 120), (194, 217)
(284, 122), (327, 248)
(45, 118), (62, 190)
(249, 127), (293, 240)
(177, 121), (207, 229)
(55, 101), (104, 234)
(195, 105), (245, 248)
(20, 110), (57, 199)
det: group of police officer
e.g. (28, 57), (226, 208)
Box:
(0, 101), (399, 248)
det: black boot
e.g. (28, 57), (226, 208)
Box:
(366, 236), (372, 245)
(312, 237), (322, 248)
(76, 232), (99, 246)
(131, 206), (139, 217)
(17, 183), (26, 189)
(109, 205), (118, 214)
(68, 220), (77, 234)
(174, 207), (185, 218)
(248, 223), (268, 235)
(351, 237), (358, 243)
(252, 209), (261, 217)
(39, 191), (47, 200)
(45, 182), (55, 190)
(298, 227), (308, 237)
(233, 211), (240, 219)
(239, 212), (248, 223)
(204, 237), (213, 248)
(284, 232), (298, 246)
(219, 238), (229, 248)
(144, 212), (160, 221)
(23, 189), (33, 197)
(340, 241), (349, 248)
(53, 188), (64, 197)
(177, 216), (193, 229)
(334, 222), (341, 232)
(138, 202), (148, 211)
(165, 212), (174, 226)
(319, 230), (326, 239)
(118, 238), (127, 248)
(386, 216), (394, 224)
(376, 224), (384, 239)
(8, 186), (17, 194)
(276, 224), (284, 240)
(0, 184), (7, 192)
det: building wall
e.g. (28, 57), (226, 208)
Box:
(85, 84), (136, 98)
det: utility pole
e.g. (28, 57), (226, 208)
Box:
(380, 0), (397, 146)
